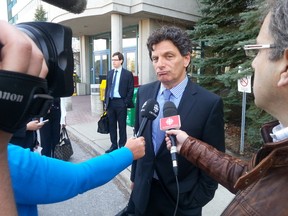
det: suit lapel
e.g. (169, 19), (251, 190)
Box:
(139, 82), (160, 152)
(177, 80), (197, 117)
(119, 68), (124, 85)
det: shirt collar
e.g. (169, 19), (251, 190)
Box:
(270, 122), (288, 142)
(159, 76), (188, 98)
(114, 67), (122, 71)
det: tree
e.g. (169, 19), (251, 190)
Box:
(34, 5), (47, 21)
(190, 0), (272, 151)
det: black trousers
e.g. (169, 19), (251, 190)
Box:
(107, 98), (127, 148)
(135, 179), (202, 216)
(134, 179), (176, 216)
(40, 108), (61, 157)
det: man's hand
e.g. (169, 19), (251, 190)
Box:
(124, 137), (146, 160)
(0, 20), (48, 78)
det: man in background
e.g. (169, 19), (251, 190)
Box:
(104, 52), (134, 153)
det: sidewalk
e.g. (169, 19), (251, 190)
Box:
(65, 95), (234, 215)
(65, 95), (133, 191)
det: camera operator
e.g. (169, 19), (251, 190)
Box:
(0, 20), (146, 216)
(0, 20), (48, 215)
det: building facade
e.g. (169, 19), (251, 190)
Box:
(5, 0), (201, 94)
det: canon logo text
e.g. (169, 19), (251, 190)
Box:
(0, 91), (23, 102)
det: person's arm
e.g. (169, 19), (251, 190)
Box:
(9, 136), (145, 204)
(0, 132), (17, 215)
(166, 129), (248, 194)
(26, 120), (44, 131)
(125, 71), (134, 107)
(0, 20), (48, 215)
(9, 145), (132, 204)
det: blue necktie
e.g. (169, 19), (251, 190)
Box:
(110, 70), (118, 98)
(163, 89), (172, 101)
(155, 89), (172, 153)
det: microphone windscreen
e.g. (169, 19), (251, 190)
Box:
(140, 99), (159, 120)
(43, 0), (87, 14)
(163, 101), (177, 117)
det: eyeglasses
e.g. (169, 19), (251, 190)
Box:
(243, 44), (276, 58)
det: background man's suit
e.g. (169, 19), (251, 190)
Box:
(131, 79), (225, 215)
(105, 68), (134, 150)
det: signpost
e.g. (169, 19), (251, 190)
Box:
(237, 66), (252, 155)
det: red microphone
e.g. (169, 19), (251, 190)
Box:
(160, 101), (181, 176)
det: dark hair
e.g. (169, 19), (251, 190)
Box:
(112, 52), (124, 65)
(268, 0), (288, 60)
(146, 26), (192, 60)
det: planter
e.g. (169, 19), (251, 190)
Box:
(76, 83), (86, 95)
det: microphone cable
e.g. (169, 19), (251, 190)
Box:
(173, 175), (180, 216)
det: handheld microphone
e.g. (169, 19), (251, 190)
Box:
(136, 99), (159, 137)
(43, 0), (87, 14)
(160, 101), (181, 176)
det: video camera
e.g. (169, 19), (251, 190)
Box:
(0, 22), (74, 133)
(16, 22), (74, 97)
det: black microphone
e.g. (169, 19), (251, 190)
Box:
(136, 99), (159, 137)
(162, 101), (181, 176)
(43, 0), (87, 14)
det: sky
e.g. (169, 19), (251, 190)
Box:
(0, 0), (8, 21)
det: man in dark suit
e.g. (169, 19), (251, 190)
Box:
(127, 26), (225, 215)
(104, 52), (134, 153)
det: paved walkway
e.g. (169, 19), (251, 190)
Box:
(65, 95), (133, 190)
(65, 95), (234, 216)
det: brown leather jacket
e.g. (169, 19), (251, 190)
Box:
(180, 121), (288, 216)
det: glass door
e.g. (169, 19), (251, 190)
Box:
(123, 47), (137, 75)
(92, 50), (110, 84)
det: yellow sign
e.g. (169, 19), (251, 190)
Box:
(100, 80), (107, 101)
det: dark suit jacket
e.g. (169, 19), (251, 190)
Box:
(131, 80), (225, 215)
(104, 68), (134, 109)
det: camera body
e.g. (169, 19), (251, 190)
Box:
(16, 22), (74, 97)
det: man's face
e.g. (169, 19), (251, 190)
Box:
(251, 13), (282, 113)
(151, 40), (190, 89)
(112, 55), (122, 69)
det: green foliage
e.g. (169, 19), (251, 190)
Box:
(190, 0), (272, 150)
(34, 5), (47, 21)
(73, 73), (81, 83)
(245, 106), (275, 150)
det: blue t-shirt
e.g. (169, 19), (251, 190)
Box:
(8, 144), (133, 216)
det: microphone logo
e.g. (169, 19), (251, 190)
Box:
(136, 98), (159, 137)
(160, 115), (181, 131)
(166, 117), (174, 126)
(141, 98), (159, 120)
(149, 104), (160, 118)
